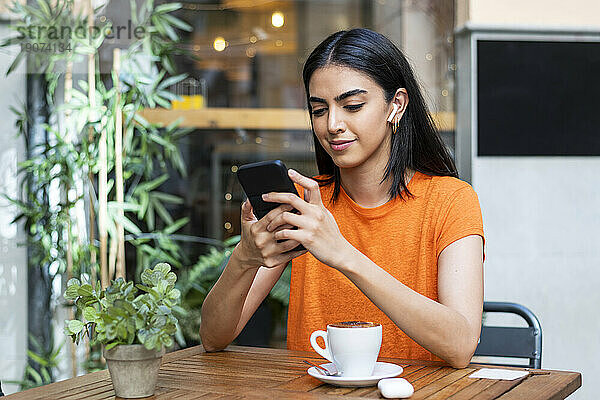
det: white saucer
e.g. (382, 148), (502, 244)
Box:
(307, 362), (403, 387)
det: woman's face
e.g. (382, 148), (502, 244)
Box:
(308, 65), (393, 172)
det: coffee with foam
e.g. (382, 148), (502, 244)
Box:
(328, 321), (380, 328)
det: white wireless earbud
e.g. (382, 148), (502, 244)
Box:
(387, 103), (399, 123)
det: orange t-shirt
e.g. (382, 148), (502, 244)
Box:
(287, 171), (484, 361)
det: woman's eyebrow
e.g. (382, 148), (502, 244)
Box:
(309, 89), (368, 104)
(308, 96), (327, 104)
(335, 89), (367, 102)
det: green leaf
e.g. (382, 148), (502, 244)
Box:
(154, 95), (172, 109)
(157, 263), (171, 275)
(162, 55), (176, 75)
(168, 288), (181, 301)
(165, 271), (177, 286)
(140, 269), (153, 286)
(77, 284), (94, 297)
(83, 306), (98, 322)
(147, 200), (155, 231)
(108, 201), (142, 213)
(148, 133), (174, 150)
(162, 336), (174, 348)
(157, 16), (179, 41)
(162, 14), (192, 32)
(67, 278), (81, 287)
(154, 3), (182, 14)
(26, 365), (43, 385)
(67, 320), (85, 334)
(105, 342), (118, 351)
(163, 217), (189, 234)
(27, 350), (49, 367)
(138, 192), (149, 219)
(6, 51), (25, 76)
(158, 90), (179, 102)
(65, 282), (81, 300)
(152, 191), (183, 204)
(36, 0), (51, 18)
(136, 174), (168, 192)
(135, 284), (151, 293)
(133, 112), (151, 129)
(151, 197), (174, 225)
(158, 73), (187, 90)
(113, 212), (142, 234)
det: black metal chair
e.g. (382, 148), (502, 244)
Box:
(473, 301), (542, 369)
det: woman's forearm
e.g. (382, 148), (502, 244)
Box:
(338, 245), (480, 368)
(200, 245), (260, 351)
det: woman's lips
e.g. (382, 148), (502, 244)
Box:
(330, 140), (356, 151)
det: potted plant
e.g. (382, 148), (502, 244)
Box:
(64, 263), (181, 398)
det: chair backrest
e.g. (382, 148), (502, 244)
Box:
(474, 301), (542, 369)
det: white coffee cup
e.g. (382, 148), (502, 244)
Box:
(310, 321), (382, 377)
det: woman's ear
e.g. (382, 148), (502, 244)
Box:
(389, 88), (409, 123)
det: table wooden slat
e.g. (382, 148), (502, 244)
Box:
(495, 372), (582, 400)
(410, 367), (456, 390)
(277, 374), (325, 392)
(446, 379), (498, 399)
(411, 369), (476, 399)
(467, 378), (528, 400)
(4, 345), (580, 400)
(404, 366), (446, 385)
(422, 375), (481, 400)
(55, 382), (114, 400)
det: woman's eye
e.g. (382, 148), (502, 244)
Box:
(344, 103), (365, 111)
(311, 108), (327, 116)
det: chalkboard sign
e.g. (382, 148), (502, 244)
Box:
(477, 40), (600, 156)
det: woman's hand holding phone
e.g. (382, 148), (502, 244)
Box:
(235, 199), (308, 270)
(262, 169), (354, 269)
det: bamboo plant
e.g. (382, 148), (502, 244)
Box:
(1, 0), (193, 383)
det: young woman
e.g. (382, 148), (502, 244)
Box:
(200, 28), (484, 368)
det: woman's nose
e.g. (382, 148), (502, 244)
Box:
(327, 107), (345, 134)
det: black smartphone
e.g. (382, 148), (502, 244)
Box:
(236, 160), (305, 251)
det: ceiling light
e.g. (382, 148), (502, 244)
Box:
(213, 37), (227, 52)
(271, 11), (284, 28)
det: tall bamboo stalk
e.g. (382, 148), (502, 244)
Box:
(86, 0), (97, 287)
(64, 56), (78, 378)
(99, 115), (108, 289)
(98, 143), (108, 290)
(108, 234), (117, 281)
(113, 48), (126, 280)
(84, 0), (109, 289)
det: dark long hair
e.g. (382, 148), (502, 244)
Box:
(303, 28), (457, 203)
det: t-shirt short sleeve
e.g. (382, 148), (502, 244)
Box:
(435, 185), (485, 259)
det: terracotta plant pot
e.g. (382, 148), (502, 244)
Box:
(103, 344), (165, 398)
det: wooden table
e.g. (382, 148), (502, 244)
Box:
(6, 345), (581, 399)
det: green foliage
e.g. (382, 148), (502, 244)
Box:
(64, 263), (182, 352)
(1, 0), (194, 284)
(175, 236), (292, 344)
(0, 0), (80, 78)
(1, 0), (195, 388)
(174, 237), (238, 343)
(6, 124), (93, 279)
(128, 1), (193, 74)
(4, 335), (62, 391)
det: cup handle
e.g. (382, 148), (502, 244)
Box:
(310, 330), (333, 362)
